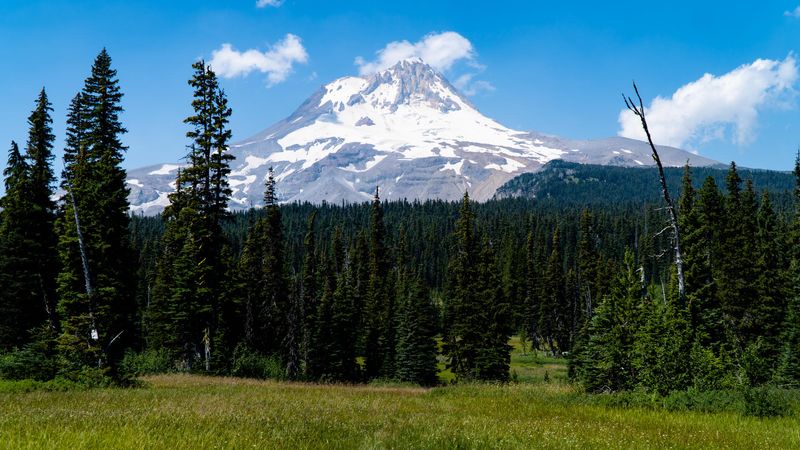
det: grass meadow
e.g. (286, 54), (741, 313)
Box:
(0, 340), (798, 449)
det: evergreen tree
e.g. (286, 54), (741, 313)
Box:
(443, 193), (481, 380)
(395, 229), (440, 385)
(523, 226), (541, 350)
(474, 234), (512, 381)
(580, 250), (642, 392)
(148, 60), (235, 370)
(0, 89), (60, 349)
(689, 176), (725, 346)
(717, 163), (759, 347)
(777, 153), (800, 386)
(24, 89), (59, 333)
(300, 210), (318, 378)
(395, 273), (439, 385)
(753, 191), (787, 369)
(364, 188), (394, 379)
(56, 49), (135, 377)
(540, 226), (567, 355)
(0, 142), (38, 348)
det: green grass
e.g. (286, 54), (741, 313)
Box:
(1, 340), (798, 448)
(1, 374), (798, 449)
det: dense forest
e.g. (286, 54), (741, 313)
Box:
(2, 50), (800, 398)
(496, 160), (796, 209)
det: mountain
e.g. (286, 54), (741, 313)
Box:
(495, 160), (795, 206)
(127, 59), (719, 214)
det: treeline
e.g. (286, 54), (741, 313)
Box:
(1, 49), (799, 393)
(573, 162), (800, 393)
(497, 160), (796, 211)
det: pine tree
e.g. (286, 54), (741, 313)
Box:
(523, 226), (541, 350)
(632, 272), (692, 394)
(326, 260), (359, 381)
(540, 226), (567, 355)
(395, 273), (439, 385)
(443, 193), (481, 380)
(0, 89), (60, 349)
(56, 50), (135, 377)
(474, 234), (512, 381)
(717, 163), (759, 347)
(300, 210), (318, 378)
(777, 264), (800, 386)
(580, 250), (642, 392)
(0, 142), (37, 348)
(395, 229), (440, 385)
(148, 60), (235, 370)
(689, 176), (725, 346)
(753, 191), (787, 368)
(364, 188), (393, 379)
(24, 89), (59, 333)
(442, 193), (509, 381)
(777, 153), (800, 386)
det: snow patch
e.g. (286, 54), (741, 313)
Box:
(149, 164), (181, 176)
(485, 157), (526, 173)
(439, 160), (464, 175)
(341, 154), (387, 173)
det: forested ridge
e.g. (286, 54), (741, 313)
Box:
(2, 50), (800, 401)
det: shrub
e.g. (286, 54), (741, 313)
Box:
(0, 341), (57, 381)
(231, 344), (285, 380)
(742, 387), (792, 418)
(662, 388), (741, 414)
(120, 349), (174, 376)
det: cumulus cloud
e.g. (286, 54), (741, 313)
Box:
(618, 55), (798, 148)
(355, 31), (475, 75)
(356, 31), (493, 96)
(209, 34), (308, 86)
(256, 0), (282, 8)
(784, 6), (800, 17)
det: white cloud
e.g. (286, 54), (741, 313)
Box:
(256, 0), (282, 8)
(784, 6), (800, 17)
(209, 34), (308, 86)
(618, 55), (798, 149)
(453, 73), (495, 96)
(355, 31), (474, 75)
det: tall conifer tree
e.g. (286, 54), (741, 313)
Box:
(56, 50), (135, 377)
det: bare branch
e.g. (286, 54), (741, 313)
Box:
(624, 81), (686, 298)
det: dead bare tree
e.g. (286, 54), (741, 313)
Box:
(623, 82), (685, 298)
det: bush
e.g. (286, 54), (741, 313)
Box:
(231, 344), (285, 380)
(0, 341), (57, 381)
(120, 349), (174, 376)
(742, 387), (792, 418)
(662, 388), (741, 414)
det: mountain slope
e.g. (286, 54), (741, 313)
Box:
(127, 59), (718, 214)
(496, 160), (794, 205)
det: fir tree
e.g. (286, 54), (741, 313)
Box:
(148, 60), (235, 370)
(580, 250), (642, 392)
(474, 234), (512, 381)
(300, 210), (318, 378)
(56, 49), (135, 377)
(540, 226), (567, 355)
(443, 193), (481, 380)
(0, 142), (38, 348)
(364, 188), (393, 379)
(395, 273), (439, 385)
(24, 89), (59, 332)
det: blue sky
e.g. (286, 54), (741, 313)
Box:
(1, 0), (800, 172)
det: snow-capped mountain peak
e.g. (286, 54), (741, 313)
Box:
(126, 59), (718, 214)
